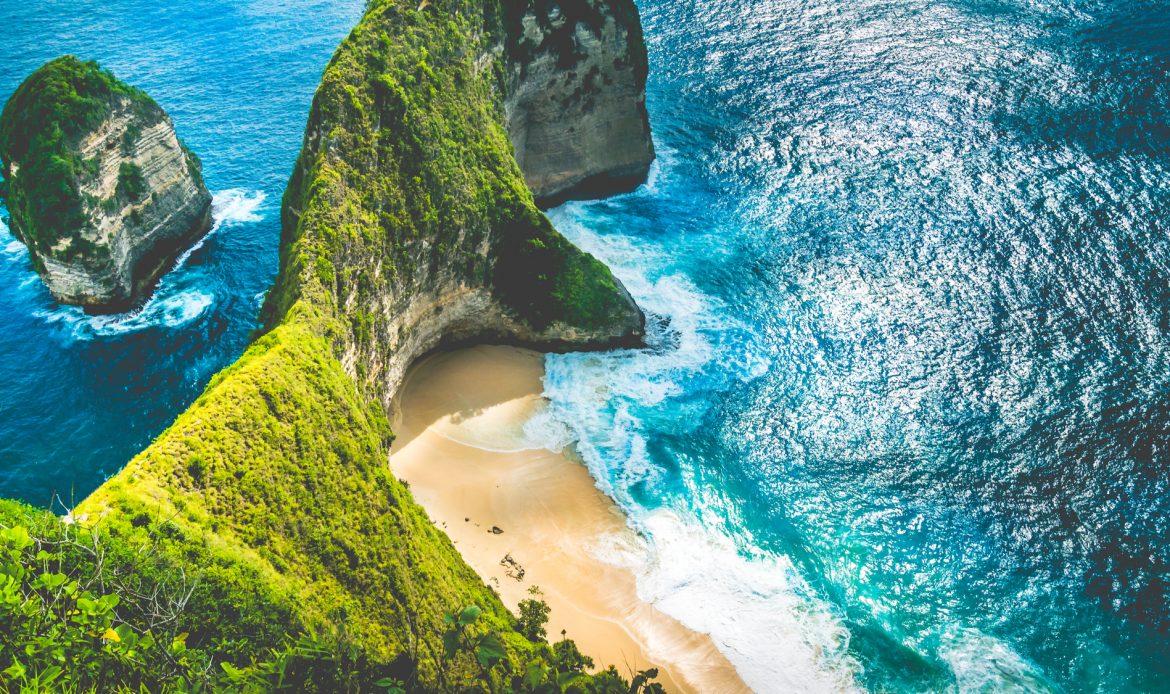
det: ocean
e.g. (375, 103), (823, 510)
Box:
(2, 0), (1168, 691)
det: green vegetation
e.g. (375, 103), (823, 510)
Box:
(0, 56), (162, 256)
(262, 0), (640, 379)
(0, 500), (388, 692)
(0, 0), (652, 690)
(517, 587), (552, 643)
(116, 162), (147, 202)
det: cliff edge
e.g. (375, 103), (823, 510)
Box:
(504, 0), (655, 205)
(0, 57), (212, 312)
(263, 0), (649, 412)
(61, 0), (654, 688)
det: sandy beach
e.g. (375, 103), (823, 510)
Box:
(390, 345), (749, 694)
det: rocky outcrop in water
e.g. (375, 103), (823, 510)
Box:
(504, 0), (655, 206)
(0, 57), (211, 312)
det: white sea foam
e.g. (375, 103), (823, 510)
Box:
(35, 291), (215, 339)
(174, 189), (267, 268)
(535, 209), (863, 691)
(26, 189), (265, 339)
(633, 511), (862, 692)
(212, 188), (266, 225)
(939, 628), (1057, 693)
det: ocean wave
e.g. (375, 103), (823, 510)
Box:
(24, 189), (265, 339)
(633, 511), (862, 692)
(938, 628), (1057, 693)
(35, 291), (215, 339)
(173, 189), (267, 269)
(212, 188), (266, 226)
(539, 207), (861, 691)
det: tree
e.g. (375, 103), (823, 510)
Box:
(517, 586), (551, 642)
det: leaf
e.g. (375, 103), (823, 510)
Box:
(475, 633), (506, 668)
(114, 623), (136, 647)
(557, 671), (588, 689)
(375, 677), (406, 694)
(524, 661), (548, 688)
(457, 604), (481, 627)
(442, 629), (461, 659)
(0, 526), (33, 552)
(220, 662), (248, 683)
(33, 572), (67, 591)
(38, 665), (62, 684)
(2, 660), (25, 680)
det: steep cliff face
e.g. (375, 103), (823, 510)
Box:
(0, 57), (211, 311)
(264, 0), (649, 413)
(503, 0), (655, 205)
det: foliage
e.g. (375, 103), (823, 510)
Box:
(517, 587), (551, 642)
(439, 603), (666, 694)
(0, 56), (161, 256)
(0, 498), (664, 693)
(116, 162), (147, 202)
(0, 500), (410, 692)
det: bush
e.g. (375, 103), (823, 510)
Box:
(117, 161), (147, 201)
(517, 586), (552, 642)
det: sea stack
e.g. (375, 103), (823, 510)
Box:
(504, 0), (656, 206)
(0, 56), (211, 312)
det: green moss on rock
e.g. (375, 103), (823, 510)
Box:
(0, 56), (159, 255)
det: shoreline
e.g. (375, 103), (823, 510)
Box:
(390, 345), (749, 694)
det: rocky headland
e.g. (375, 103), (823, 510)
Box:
(0, 1), (688, 691)
(0, 56), (211, 312)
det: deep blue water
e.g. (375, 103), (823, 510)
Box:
(3, 1), (1169, 692)
(545, 0), (1170, 691)
(0, 0), (363, 507)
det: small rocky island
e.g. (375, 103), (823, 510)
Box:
(0, 56), (211, 312)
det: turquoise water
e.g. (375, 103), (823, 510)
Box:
(3, 1), (1169, 692)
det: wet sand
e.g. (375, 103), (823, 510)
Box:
(390, 345), (750, 694)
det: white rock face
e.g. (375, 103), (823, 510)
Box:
(504, 0), (655, 205)
(14, 97), (211, 311)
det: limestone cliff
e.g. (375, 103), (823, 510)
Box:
(502, 0), (654, 205)
(264, 0), (649, 412)
(0, 57), (212, 312)
(69, 0), (655, 686)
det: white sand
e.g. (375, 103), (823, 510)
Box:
(390, 345), (750, 694)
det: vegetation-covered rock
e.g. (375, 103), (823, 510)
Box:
(0, 56), (211, 311)
(263, 0), (648, 411)
(0, 0), (657, 689)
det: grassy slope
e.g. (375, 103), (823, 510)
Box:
(78, 310), (521, 683)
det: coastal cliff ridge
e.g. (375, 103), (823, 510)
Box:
(60, 0), (664, 689)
